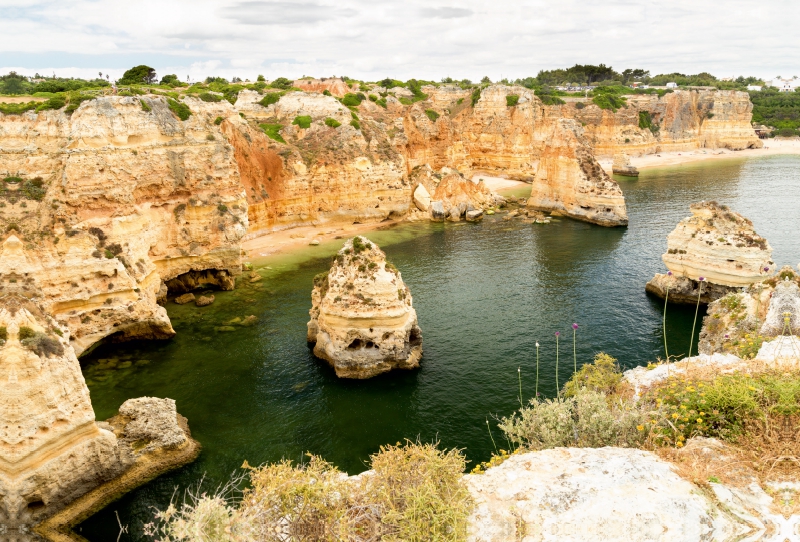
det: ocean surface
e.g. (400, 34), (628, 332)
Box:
(78, 154), (800, 540)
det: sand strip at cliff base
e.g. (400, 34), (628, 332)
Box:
(599, 139), (800, 172)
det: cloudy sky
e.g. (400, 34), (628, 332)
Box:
(1, 0), (798, 82)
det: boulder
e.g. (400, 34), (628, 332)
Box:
(413, 183), (431, 211)
(430, 201), (446, 221)
(611, 153), (639, 177)
(307, 236), (422, 378)
(446, 206), (462, 222)
(195, 295), (215, 307)
(174, 293), (195, 305)
(466, 210), (484, 222)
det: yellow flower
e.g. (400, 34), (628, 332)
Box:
(672, 413), (679, 419)
(677, 441), (684, 448)
(748, 386), (756, 391)
(637, 425), (644, 431)
(697, 418), (702, 423)
(680, 405), (687, 410)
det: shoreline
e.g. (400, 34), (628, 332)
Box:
(599, 138), (800, 172)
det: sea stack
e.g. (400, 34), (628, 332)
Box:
(611, 153), (639, 177)
(307, 237), (423, 378)
(527, 119), (628, 227)
(646, 201), (773, 304)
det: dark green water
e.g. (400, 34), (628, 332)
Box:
(78, 155), (800, 540)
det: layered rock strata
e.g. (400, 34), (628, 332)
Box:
(0, 96), (246, 354)
(646, 202), (773, 304)
(561, 89), (763, 157)
(0, 295), (198, 535)
(527, 119), (628, 226)
(307, 237), (422, 378)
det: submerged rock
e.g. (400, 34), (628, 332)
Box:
(196, 294), (215, 307)
(307, 236), (422, 378)
(174, 293), (196, 305)
(647, 201), (773, 304)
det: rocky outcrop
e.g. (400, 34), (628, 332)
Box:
(647, 202), (773, 304)
(0, 295), (198, 534)
(307, 237), (422, 378)
(465, 447), (746, 541)
(527, 119), (628, 226)
(410, 165), (495, 222)
(0, 96), (246, 354)
(562, 90), (763, 158)
(291, 77), (351, 97)
(611, 153), (638, 176)
(698, 266), (800, 355)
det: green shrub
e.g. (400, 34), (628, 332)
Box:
(575, 101), (585, 109)
(259, 123), (286, 144)
(499, 389), (650, 451)
(350, 119), (361, 130)
(324, 117), (341, 128)
(167, 98), (192, 120)
(592, 87), (627, 112)
(562, 353), (624, 398)
(269, 77), (293, 90)
(292, 115), (312, 129)
(206, 133), (216, 141)
(539, 93), (566, 106)
(376, 98), (387, 109)
(118, 65), (157, 85)
(21, 178), (46, 200)
(638, 110), (652, 130)
(217, 204), (228, 214)
(506, 94), (520, 107)
(140, 99), (151, 112)
(160, 74), (180, 85)
(321, 89), (332, 96)
(424, 109), (440, 122)
(257, 92), (282, 107)
(63, 94), (93, 114)
(199, 92), (222, 102)
(0, 101), (38, 115)
(214, 116), (224, 125)
(470, 87), (482, 107)
(36, 95), (66, 112)
(368, 94), (378, 102)
(18, 326), (35, 341)
(342, 92), (363, 107)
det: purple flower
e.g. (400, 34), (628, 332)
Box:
(764, 267), (770, 272)
(724, 334), (729, 339)
(698, 276), (705, 281)
(572, 323), (578, 330)
(555, 331), (560, 337)
(667, 271), (673, 276)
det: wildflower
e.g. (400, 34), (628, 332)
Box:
(667, 271), (672, 276)
(572, 323), (578, 330)
(764, 267), (769, 272)
(698, 276), (705, 281)
(555, 331), (560, 337)
(637, 425), (644, 431)
(677, 441), (684, 447)
(672, 413), (679, 419)
(697, 418), (702, 423)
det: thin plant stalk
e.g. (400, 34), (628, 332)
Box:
(688, 278), (704, 358)
(555, 332), (560, 398)
(663, 286), (670, 361)
(517, 367), (523, 409)
(572, 325), (578, 374)
(535, 342), (540, 398)
(486, 418), (498, 454)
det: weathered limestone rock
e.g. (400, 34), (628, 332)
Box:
(430, 201), (446, 221)
(647, 202), (773, 304)
(527, 119), (628, 226)
(0, 296), (198, 534)
(698, 266), (800, 355)
(412, 183), (431, 211)
(465, 447), (744, 541)
(307, 237), (422, 378)
(611, 153), (639, 176)
(466, 209), (484, 221)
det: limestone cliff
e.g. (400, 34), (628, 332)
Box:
(646, 202), (773, 304)
(527, 119), (628, 226)
(410, 165), (495, 221)
(0, 96), (247, 354)
(0, 294), (198, 533)
(562, 89), (762, 157)
(307, 237), (422, 378)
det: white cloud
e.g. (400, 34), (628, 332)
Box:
(1, 0), (798, 82)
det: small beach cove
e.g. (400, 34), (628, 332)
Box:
(78, 154), (800, 541)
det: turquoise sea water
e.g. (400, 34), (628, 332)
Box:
(78, 155), (800, 540)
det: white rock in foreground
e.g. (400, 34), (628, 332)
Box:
(465, 447), (744, 542)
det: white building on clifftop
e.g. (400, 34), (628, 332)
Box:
(767, 77), (800, 92)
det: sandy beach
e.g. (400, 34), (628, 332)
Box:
(598, 138), (800, 172)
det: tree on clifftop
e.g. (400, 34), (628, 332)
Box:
(119, 65), (157, 85)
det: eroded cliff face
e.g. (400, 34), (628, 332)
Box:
(0, 294), (198, 533)
(307, 237), (422, 378)
(0, 96), (247, 354)
(561, 89), (762, 157)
